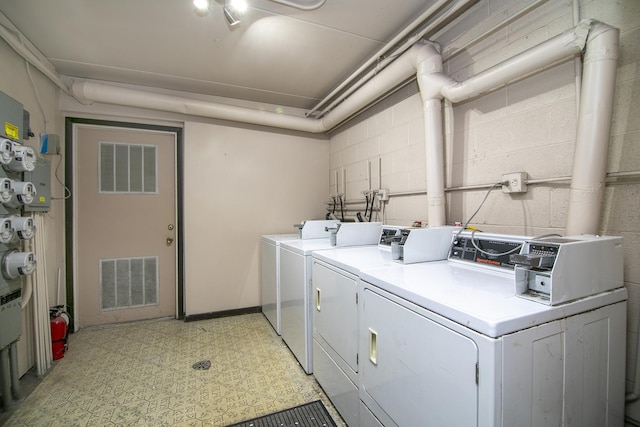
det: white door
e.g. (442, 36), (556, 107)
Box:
(73, 123), (178, 327)
(312, 260), (358, 371)
(360, 288), (478, 427)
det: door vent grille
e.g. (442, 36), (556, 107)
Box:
(99, 142), (157, 193)
(100, 257), (158, 311)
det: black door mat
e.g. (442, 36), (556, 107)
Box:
(226, 400), (337, 427)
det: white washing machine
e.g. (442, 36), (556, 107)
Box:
(261, 220), (339, 335)
(357, 232), (627, 427)
(279, 222), (382, 374)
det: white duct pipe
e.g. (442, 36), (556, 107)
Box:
(71, 41), (426, 133)
(565, 23), (618, 235)
(307, 0), (453, 116)
(72, 20), (617, 233)
(71, 82), (324, 133)
(417, 20), (616, 230)
(423, 98), (447, 226)
(413, 42), (448, 226)
(313, 0), (475, 118)
(440, 21), (590, 102)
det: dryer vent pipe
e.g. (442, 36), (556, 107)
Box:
(71, 20), (618, 235)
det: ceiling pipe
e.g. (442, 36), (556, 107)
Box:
(71, 41), (433, 134)
(427, 19), (616, 233)
(314, 0), (476, 119)
(306, 0), (456, 117)
(72, 81), (324, 132)
(72, 20), (617, 233)
(439, 21), (591, 103)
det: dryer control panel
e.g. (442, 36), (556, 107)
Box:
(448, 232), (527, 270)
(513, 235), (623, 305)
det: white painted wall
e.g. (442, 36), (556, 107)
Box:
(183, 121), (328, 315)
(329, 0), (640, 420)
(0, 38), (65, 376)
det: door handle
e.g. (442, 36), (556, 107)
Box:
(166, 237), (174, 245)
(369, 328), (378, 365)
(316, 288), (321, 311)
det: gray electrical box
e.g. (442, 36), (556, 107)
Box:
(23, 157), (51, 212)
(0, 281), (22, 348)
(0, 91), (23, 142)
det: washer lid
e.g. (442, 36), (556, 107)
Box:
(359, 261), (627, 338)
(280, 238), (335, 255)
(312, 246), (394, 276)
(261, 234), (299, 244)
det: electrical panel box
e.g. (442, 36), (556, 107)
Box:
(0, 91), (23, 142)
(0, 280), (22, 348)
(23, 157), (51, 212)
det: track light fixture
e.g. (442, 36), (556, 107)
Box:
(193, 0), (211, 16)
(192, 0), (323, 26)
(224, 0), (247, 26)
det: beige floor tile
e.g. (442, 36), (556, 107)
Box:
(4, 313), (346, 427)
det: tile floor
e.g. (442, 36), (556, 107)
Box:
(3, 313), (346, 426)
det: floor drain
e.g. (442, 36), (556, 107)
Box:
(192, 360), (211, 370)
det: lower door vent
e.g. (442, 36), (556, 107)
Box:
(100, 257), (158, 310)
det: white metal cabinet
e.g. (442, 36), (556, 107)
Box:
(501, 303), (626, 427)
(313, 261), (358, 373)
(360, 288), (479, 427)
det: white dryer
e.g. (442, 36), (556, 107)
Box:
(357, 232), (627, 427)
(279, 222), (382, 374)
(310, 226), (402, 427)
(261, 220), (339, 335)
(261, 233), (297, 335)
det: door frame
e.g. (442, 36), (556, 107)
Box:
(64, 117), (185, 330)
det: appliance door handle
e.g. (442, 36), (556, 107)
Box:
(369, 328), (378, 365)
(315, 288), (321, 311)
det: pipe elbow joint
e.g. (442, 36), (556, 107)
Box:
(583, 20), (619, 64)
(71, 81), (94, 105)
(417, 73), (454, 100)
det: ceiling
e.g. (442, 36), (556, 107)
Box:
(0, 0), (450, 112)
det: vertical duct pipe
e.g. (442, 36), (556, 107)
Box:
(565, 23), (619, 235)
(412, 41), (449, 226)
(423, 99), (446, 226)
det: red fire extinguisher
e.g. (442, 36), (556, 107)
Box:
(50, 306), (69, 360)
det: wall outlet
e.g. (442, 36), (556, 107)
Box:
(378, 189), (389, 201)
(502, 172), (528, 193)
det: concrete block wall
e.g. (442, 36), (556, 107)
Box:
(329, 0), (640, 420)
